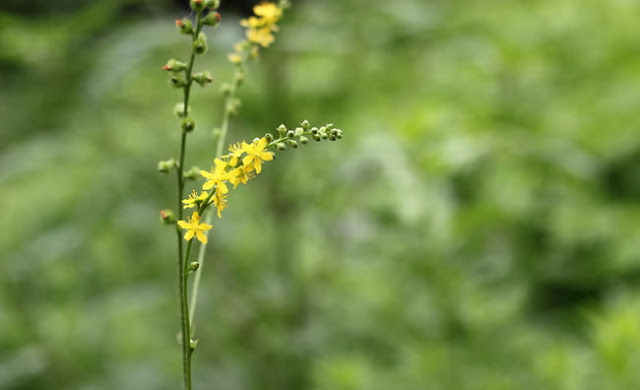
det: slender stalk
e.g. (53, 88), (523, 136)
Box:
(188, 58), (247, 332)
(175, 11), (203, 390)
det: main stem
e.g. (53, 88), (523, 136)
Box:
(176, 12), (203, 390)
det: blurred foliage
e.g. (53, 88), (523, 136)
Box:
(2, 0), (640, 389)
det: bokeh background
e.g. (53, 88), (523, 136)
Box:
(2, 0), (640, 389)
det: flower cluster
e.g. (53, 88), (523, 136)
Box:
(174, 120), (343, 244)
(241, 2), (282, 47)
(176, 137), (274, 243)
(228, 2), (284, 65)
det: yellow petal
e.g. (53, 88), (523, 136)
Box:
(177, 220), (190, 229)
(184, 230), (195, 241)
(196, 231), (208, 244)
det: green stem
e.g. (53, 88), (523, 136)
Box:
(188, 57), (248, 334)
(175, 11), (203, 390)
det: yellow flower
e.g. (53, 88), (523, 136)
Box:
(246, 27), (275, 47)
(242, 138), (274, 174)
(253, 2), (282, 25)
(212, 191), (228, 218)
(227, 142), (246, 166)
(240, 16), (263, 29)
(182, 190), (211, 209)
(227, 53), (242, 65)
(201, 158), (230, 194)
(177, 211), (212, 244)
(228, 164), (255, 188)
(239, 2), (282, 48)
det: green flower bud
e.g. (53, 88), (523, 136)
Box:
(181, 117), (196, 133)
(162, 58), (187, 72)
(205, 0), (220, 9)
(212, 128), (222, 139)
(173, 103), (191, 118)
(190, 0), (206, 12)
(294, 127), (304, 136)
(157, 160), (171, 174)
(301, 119), (310, 130)
(329, 134), (336, 141)
(310, 127), (318, 135)
(202, 11), (221, 27)
(235, 71), (245, 86)
(170, 74), (187, 88)
(313, 134), (321, 142)
(286, 140), (298, 148)
(286, 130), (295, 138)
(325, 123), (335, 130)
(160, 209), (176, 224)
(193, 32), (208, 54)
(189, 338), (198, 350)
(277, 142), (286, 151)
(220, 83), (232, 97)
(277, 124), (287, 136)
(265, 133), (274, 142)
(192, 71), (213, 86)
(175, 19), (193, 35)
(299, 136), (309, 145)
(226, 98), (241, 116)
(184, 166), (201, 180)
(190, 262), (200, 271)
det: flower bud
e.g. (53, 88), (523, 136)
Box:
(301, 119), (310, 130)
(265, 133), (274, 142)
(313, 134), (321, 142)
(190, 262), (200, 271)
(160, 209), (176, 224)
(226, 98), (241, 116)
(175, 19), (193, 35)
(286, 140), (298, 148)
(157, 158), (175, 173)
(190, 0), (206, 12)
(294, 127), (304, 136)
(277, 124), (287, 136)
(325, 123), (335, 130)
(170, 74), (187, 88)
(184, 166), (201, 180)
(181, 117), (196, 133)
(299, 136), (308, 145)
(193, 32), (208, 54)
(202, 11), (221, 27)
(286, 130), (295, 138)
(162, 58), (187, 72)
(310, 127), (318, 135)
(189, 338), (198, 350)
(192, 71), (213, 86)
(277, 142), (286, 151)
(220, 83), (232, 97)
(235, 71), (245, 85)
(173, 103), (191, 118)
(329, 134), (337, 141)
(205, 0), (220, 9)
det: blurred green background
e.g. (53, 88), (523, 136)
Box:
(2, 0), (640, 389)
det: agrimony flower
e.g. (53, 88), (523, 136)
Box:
(242, 138), (274, 173)
(182, 190), (211, 209)
(177, 211), (212, 243)
(201, 158), (230, 193)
